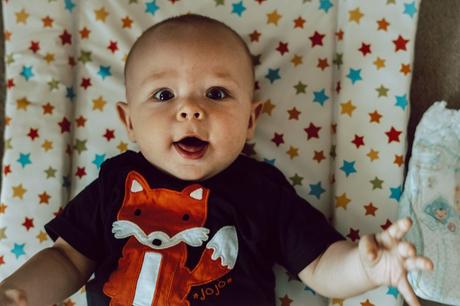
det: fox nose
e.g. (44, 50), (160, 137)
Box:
(152, 239), (162, 246)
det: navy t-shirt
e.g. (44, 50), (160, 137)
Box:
(45, 151), (343, 306)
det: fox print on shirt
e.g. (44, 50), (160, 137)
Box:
(103, 171), (238, 306)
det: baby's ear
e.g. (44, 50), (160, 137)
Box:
(246, 101), (262, 140)
(116, 101), (136, 142)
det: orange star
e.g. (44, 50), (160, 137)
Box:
(377, 18), (390, 31)
(361, 299), (375, 306)
(394, 154), (404, 167)
(313, 150), (325, 163)
(317, 58), (329, 70)
(368, 110), (382, 123)
(0, 203), (7, 215)
(121, 16), (133, 28)
(293, 16), (305, 28)
(249, 30), (261, 42)
(336, 29), (344, 41)
(364, 202), (378, 216)
(38, 191), (51, 204)
(42, 103), (54, 114)
(42, 16), (54, 28)
(279, 294), (293, 306)
(262, 100), (275, 115)
(400, 63), (411, 75)
(79, 27), (91, 39)
(287, 107), (301, 120)
(291, 54), (303, 66)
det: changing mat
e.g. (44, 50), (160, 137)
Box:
(1, 1), (421, 305)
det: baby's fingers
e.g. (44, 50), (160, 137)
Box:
(398, 276), (421, 306)
(376, 218), (412, 246)
(2, 289), (27, 306)
(405, 256), (434, 271)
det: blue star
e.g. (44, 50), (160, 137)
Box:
(66, 86), (76, 101)
(92, 153), (106, 169)
(309, 181), (326, 199)
(403, 1), (417, 18)
(145, 1), (159, 15)
(319, 0), (333, 13)
(64, 0), (76, 12)
(98, 65), (112, 80)
(389, 185), (402, 201)
(386, 286), (399, 298)
(11, 243), (26, 259)
(346, 68), (362, 84)
(232, 1), (246, 16)
(263, 158), (276, 166)
(340, 160), (356, 177)
(62, 176), (71, 188)
(395, 94), (408, 110)
(20, 65), (34, 81)
(313, 89), (329, 106)
(17, 153), (31, 168)
(265, 68), (280, 84)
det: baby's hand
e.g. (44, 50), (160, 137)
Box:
(0, 288), (27, 306)
(358, 218), (433, 306)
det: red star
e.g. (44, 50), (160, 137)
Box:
(394, 154), (404, 167)
(369, 110), (382, 123)
(317, 58), (329, 70)
(75, 116), (87, 127)
(304, 123), (321, 140)
(27, 128), (39, 140)
(107, 41), (119, 53)
(255, 0), (266, 4)
(249, 30), (261, 42)
(0, 256), (4, 266)
(58, 117), (71, 133)
(7, 78), (15, 89)
(276, 41), (289, 55)
(169, 0), (179, 3)
(331, 123), (337, 134)
(287, 107), (301, 120)
(393, 35), (409, 52)
(385, 126), (402, 143)
(80, 77), (92, 89)
(59, 29), (72, 45)
(29, 41), (40, 53)
(279, 294), (293, 306)
(293, 16), (305, 28)
(3, 164), (12, 176)
(358, 42), (371, 56)
(313, 150), (325, 163)
(271, 132), (284, 147)
(103, 129), (115, 141)
(66, 144), (73, 156)
(364, 202), (378, 216)
(68, 56), (76, 67)
(347, 228), (360, 242)
(76, 167), (87, 178)
(335, 81), (341, 93)
(381, 219), (393, 230)
(42, 103), (54, 115)
(309, 31), (325, 47)
(79, 27), (91, 39)
(22, 217), (34, 231)
(335, 29), (344, 41)
(38, 191), (50, 204)
(351, 134), (365, 148)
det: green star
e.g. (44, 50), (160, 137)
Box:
(6, 53), (14, 65)
(129, 0), (138, 3)
(74, 139), (87, 155)
(44, 166), (57, 178)
(215, 0), (225, 5)
(4, 138), (12, 150)
(333, 53), (343, 68)
(0, 227), (6, 240)
(289, 173), (304, 186)
(78, 50), (92, 64)
(48, 79), (60, 91)
(293, 81), (307, 94)
(329, 145), (336, 159)
(376, 84), (389, 97)
(370, 176), (384, 189)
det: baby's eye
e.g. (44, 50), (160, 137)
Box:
(153, 88), (174, 102)
(206, 87), (229, 100)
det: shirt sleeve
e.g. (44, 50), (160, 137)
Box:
(45, 178), (106, 262)
(274, 184), (345, 275)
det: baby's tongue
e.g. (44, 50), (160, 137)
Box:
(176, 137), (207, 153)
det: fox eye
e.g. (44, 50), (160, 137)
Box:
(134, 209), (142, 216)
(182, 214), (190, 221)
(153, 88), (174, 102)
(206, 87), (229, 100)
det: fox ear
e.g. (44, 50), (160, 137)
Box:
(182, 184), (208, 201)
(122, 171), (151, 207)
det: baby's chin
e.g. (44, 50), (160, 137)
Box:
(162, 164), (222, 182)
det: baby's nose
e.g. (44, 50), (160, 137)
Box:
(178, 111), (203, 120)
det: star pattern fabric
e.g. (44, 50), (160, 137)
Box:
(0, 1), (420, 306)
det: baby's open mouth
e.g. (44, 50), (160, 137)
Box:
(173, 136), (209, 160)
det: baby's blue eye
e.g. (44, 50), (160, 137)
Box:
(206, 87), (229, 100)
(153, 88), (174, 101)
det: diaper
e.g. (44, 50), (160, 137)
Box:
(399, 101), (460, 305)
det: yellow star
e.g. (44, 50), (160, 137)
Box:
(367, 149), (380, 161)
(95, 7), (109, 22)
(0, 203), (7, 215)
(373, 57), (385, 70)
(5, 138), (12, 150)
(42, 140), (54, 151)
(92, 96), (107, 111)
(15, 9), (29, 24)
(123, 53), (129, 62)
(262, 99), (276, 116)
(291, 54), (303, 66)
(349, 8), (364, 24)
(332, 298), (344, 306)
(16, 97), (30, 110)
(12, 184), (27, 199)
(387, 0), (396, 4)
(286, 146), (299, 159)
(335, 193), (350, 209)
(36, 231), (49, 243)
(44, 52), (55, 64)
(267, 10), (282, 26)
(117, 141), (129, 153)
(340, 100), (356, 117)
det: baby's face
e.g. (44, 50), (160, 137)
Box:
(119, 25), (258, 180)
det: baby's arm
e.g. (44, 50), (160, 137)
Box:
(0, 238), (95, 306)
(298, 218), (433, 306)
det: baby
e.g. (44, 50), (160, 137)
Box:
(0, 14), (432, 306)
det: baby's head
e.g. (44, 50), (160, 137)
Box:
(118, 14), (260, 181)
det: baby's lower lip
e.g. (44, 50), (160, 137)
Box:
(173, 142), (208, 160)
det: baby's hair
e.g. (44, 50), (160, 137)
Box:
(124, 13), (254, 84)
